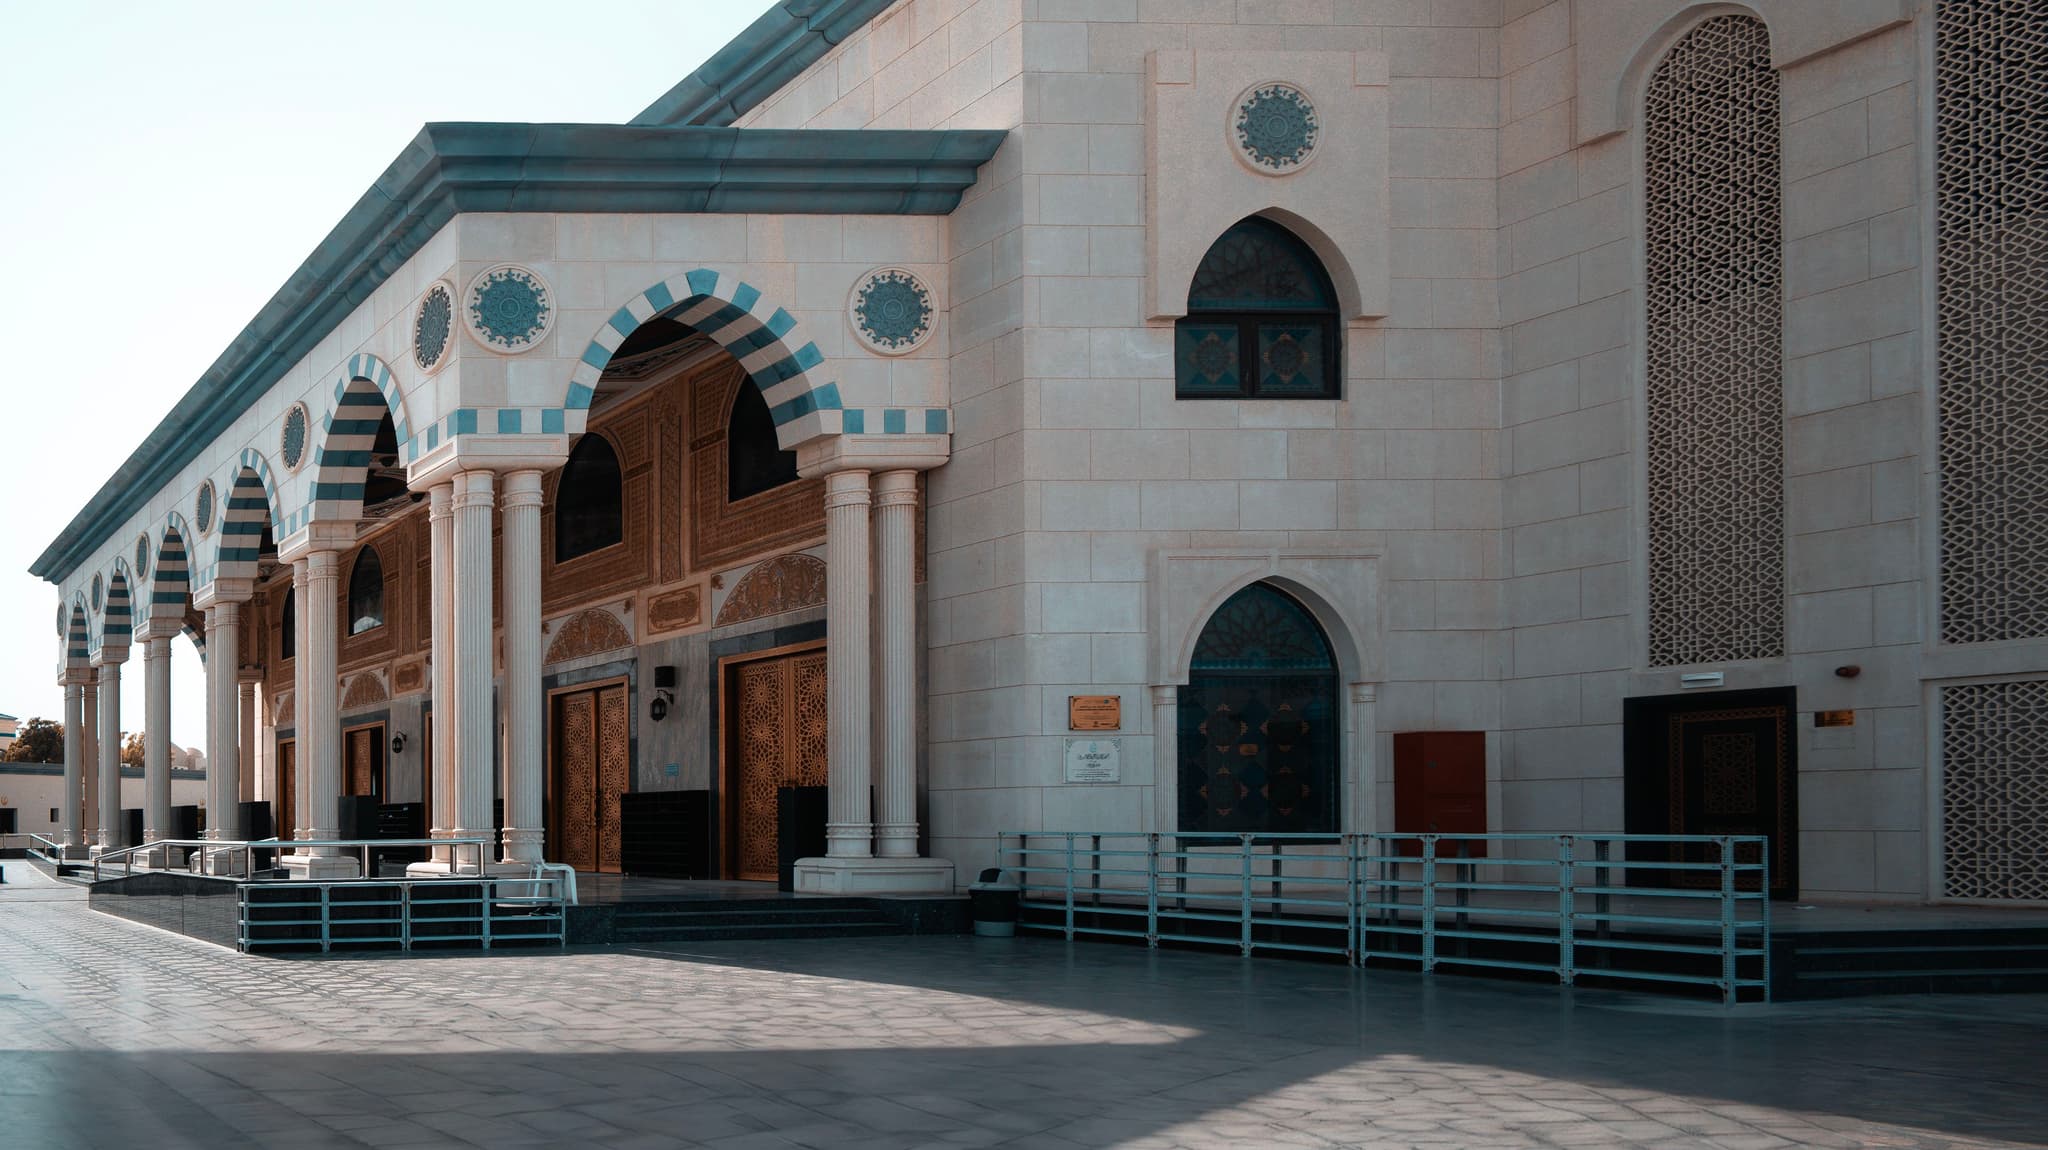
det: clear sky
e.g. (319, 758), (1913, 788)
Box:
(0, 1), (763, 754)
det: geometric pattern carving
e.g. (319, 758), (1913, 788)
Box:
(849, 268), (934, 355)
(342, 672), (388, 710)
(732, 650), (829, 882)
(1234, 82), (1318, 173)
(691, 361), (826, 573)
(1941, 680), (2048, 901)
(715, 553), (827, 628)
(597, 684), (629, 873)
(1936, 1), (2048, 645)
(543, 608), (634, 666)
(1700, 732), (1758, 817)
(280, 403), (309, 471)
(391, 658), (425, 695)
(557, 690), (598, 871)
(465, 264), (552, 352)
(645, 585), (703, 633)
(1643, 15), (1785, 667)
(413, 282), (453, 372)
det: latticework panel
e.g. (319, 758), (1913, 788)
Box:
(1942, 680), (2048, 901)
(1643, 15), (1785, 667)
(1937, 1), (2048, 644)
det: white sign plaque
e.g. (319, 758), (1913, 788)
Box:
(1063, 738), (1122, 784)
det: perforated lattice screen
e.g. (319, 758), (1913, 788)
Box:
(1937, 1), (2048, 645)
(1942, 680), (2048, 901)
(1643, 15), (1785, 667)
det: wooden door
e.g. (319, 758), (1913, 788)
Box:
(548, 681), (630, 873)
(275, 739), (296, 839)
(344, 724), (384, 800)
(1393, 731), (1487, 857)
(727, 648), (828, 881)
(1624, 688), (1797, 898)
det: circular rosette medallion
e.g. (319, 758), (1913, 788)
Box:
(414, 281), (455, 371)
(464, 265), (554, 353)
(1233, 82), (1320, 174)
(194, 480), (216, 536)
(848, 267), (935, 355)
(280, 403), (310, 471)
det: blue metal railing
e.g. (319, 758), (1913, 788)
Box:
(999, 831), (1771, 1004)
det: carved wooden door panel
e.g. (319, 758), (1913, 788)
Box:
(553, 690), (600, 872)
(730, 650), (828, 882)
(275, 739), (296, 839)
(549, 683), (629, 874)
(345, 726), (381, 799)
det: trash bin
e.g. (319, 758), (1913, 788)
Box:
(969, 867), (1019, 937)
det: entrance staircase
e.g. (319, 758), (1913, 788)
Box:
(1772, 927), (2048, 998)
(568, 894), (966, 945)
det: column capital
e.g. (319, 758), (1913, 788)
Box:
(90, 648), (130, 669)
(1349, 681), (1378, 704)
(427, 480), (454, 520)
(823, 468), (873, 508)
(193, 577), (255, 611)
(59, 668), (93, 689)
(1151, 684), (1177, 705)
(796, 433), (949, 480)
(302, 549), (344, 579)
(873, 469), (919, 508)
(134, 615), (182, 645)
(277, 520), (357, 564)
(237, 666), (265, 685)
(501, 468), (545, 509)
(453, 468), (497, 508)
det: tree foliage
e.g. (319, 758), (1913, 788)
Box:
(121, 731), (145, 768)
(4, 717), (65, 763)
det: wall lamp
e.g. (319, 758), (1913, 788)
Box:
(650, 665), (677, 722)
(390, 732), (407, 755)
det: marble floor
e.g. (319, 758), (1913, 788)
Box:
(2, 861), (2044, 1149)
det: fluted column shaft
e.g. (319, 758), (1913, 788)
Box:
(500, 470), (544, 866)
(873, 470), (919, 859)
(238, 680), (258, 804)
(427, 483), (456, 864)
(97, 661), (123, 848)
(143, 636), (172, 844)
(452, 470), (496, 872)
(205, 602), (241, 840)
(303, 553), (342, 851)
(825, 469), (874, 858)
(81, 674), (98, 842)
(290, 561), (310, 841)
(1152, 685), (1177, 835)
(60, 679), (84, 848)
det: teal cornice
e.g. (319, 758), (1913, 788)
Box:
(30, 121), (1005, 583)
(633, 0), (898, 127)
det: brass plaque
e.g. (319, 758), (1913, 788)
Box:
(1068, 695), (1121, 731)
(1814, 709), (1854, 728)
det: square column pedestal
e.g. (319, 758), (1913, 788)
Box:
(793, 855), (956, 895)
(285, 853), (362, 880)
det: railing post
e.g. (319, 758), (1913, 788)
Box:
(1239, 834), (1254, 958)
(1063, 833), (1076, 941)
(1146, 833), (1160, 948)
(401, 883), (413, 952)
(1760, 842), (1773, 1003)
(1594, 837), (1611, 953)
(1420, 836), (1437, 974)
(1557, 835), (1575, 988)
(320, 886), (332, 953)
(1346, 833), (1361, 966)
(1720, 836), (1738, 1005)
(482, 877), (494, 951)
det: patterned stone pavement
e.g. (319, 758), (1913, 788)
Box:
(1, 865), (2044, 1149)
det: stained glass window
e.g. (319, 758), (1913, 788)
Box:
(1176, 217), (1340, 400)
(1181, 583), (1340, 836)
(556, 433), (624, 562)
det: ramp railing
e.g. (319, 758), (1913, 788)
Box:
(1000, 831), (1771, 1004)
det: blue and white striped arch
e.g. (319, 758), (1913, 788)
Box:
(207, 450), (281, 586)
(305, 353), (412, 527)
(89, 562), (133, 662)
(149, 515), (192, 627)
(64, 598), (89, 669)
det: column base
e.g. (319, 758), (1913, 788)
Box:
(57, 844), (93, 861)
(499, 826), (544, 867)
(284, 854), (362, 880)
(403, 859), (487, 878)
(875, 825), (919, 859)
(793, 855), (957, 895)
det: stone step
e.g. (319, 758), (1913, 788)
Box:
(616, 920), (905, 943)
(615, 906), (891, 929)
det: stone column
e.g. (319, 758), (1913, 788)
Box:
(290, 560), (310, 842)
(499, 469), (544, 868)
(1348, 682), (1378, 835)
(823, 469), (873, 859)
(1152, 685), (1177, 836)
(143, 634), (172, 850)
(409, 484), (457, 876)
(96, 660), (123, 851)
(204, 601), (241, 842)
(238, 678), (258, 805)
(451, 470), (495, 873)
(60, 675), (84, 851)
(287, 551), (355, 878)
(873, 470), (919, 859)
(80, 672), (98, 846)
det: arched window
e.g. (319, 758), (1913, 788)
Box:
(556, 434), (624, 562)
(280, 586), (295, 660)
(1176, 217), (1340, 400)
(1178, 582), (1339, 835)
(727, 378), (799, 501)
(348, 548), (384, 636)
